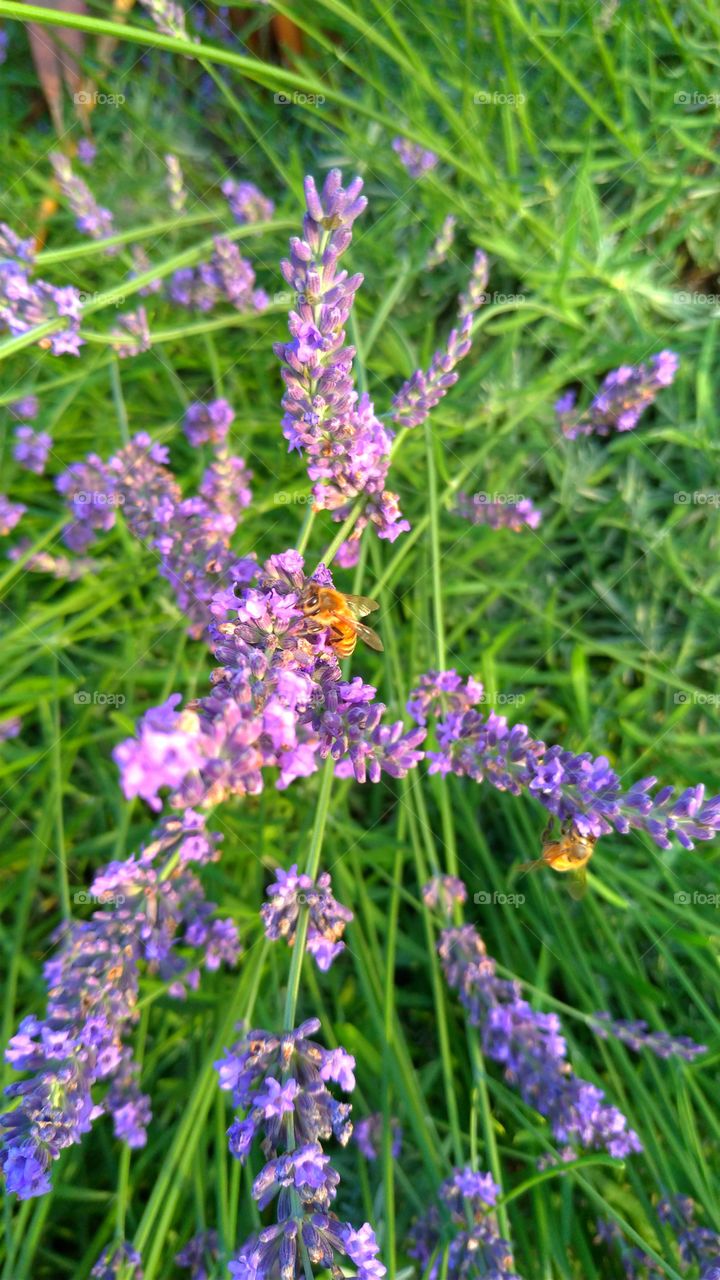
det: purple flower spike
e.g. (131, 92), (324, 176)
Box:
(261, 865), (352, 970)
(392, 136), (439, 178)
(275, 170), (409, 559)
(556, 351), (679, 438)
(455, 492), (542, 532)
(439, 925), (642, 1159)
(409, 1167), (519, 1280)
(13, 426), (52, 475)
(184, 399), (235, 447)
(50, 153), (114, 241)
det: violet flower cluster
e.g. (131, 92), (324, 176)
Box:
(408, 1167), (521, 1280)
(13, 425), (52, 474)
(0, 810), (239, 1200)
(222, 179), (275, 224)
(439, 923), (642, 1159)
(556, 351), (679, 438)
(112, 550), (424, 808)
(111, 307), (151, 358)
(454, 492), (542, 532)
(169, 236), (268, 314)
(591, 1012), (706, 1061)
(0, 495), (27, 536)
(391, 251), (488, 432)
(411, 671), (720, 848)
(261, 864), (353, 970)
(215, 1018), (386, 1280)
(1, 223), (84, 355)
(354, 1113), (402, 1161)
(50, 152), (114, 241)
(422, 874), (468, 918)
(392, 136), (439, 178)
(598, 1194), (720, 1279)
(91, 1242), (143, 1279)
(56, 428), (253, 634)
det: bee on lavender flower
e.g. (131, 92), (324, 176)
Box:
(518, 818), (597, 899)
(299, 583), (384, 658)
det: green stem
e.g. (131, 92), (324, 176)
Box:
(282, 757), (335, 1031)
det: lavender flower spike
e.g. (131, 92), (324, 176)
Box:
(426, 214), (457, 270)
(409, 1167), (521, 1280)
(50, 153), (114, 241)
(392, 136), (439, 178)
(591, 1012), (706, 1061)
(275, 171), (409, 560)
(165, 153), (187, 213)
(261, 864), (353, 970)
(439, 924), (642, 1159)
(556, 351), (679, 438)
(411, 670), (720, 850)
(392, 250), (489, 430)
(455, 492), (542, 532)
(217, 1020), (386, 1280)
(13, 426), (52, 475)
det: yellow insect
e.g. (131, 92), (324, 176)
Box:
(299, 583), (384, 658)
(517, 818), (597, 900)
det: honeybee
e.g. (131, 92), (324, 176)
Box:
(517, 818), (597, 900)
(299, 583), (384, 658)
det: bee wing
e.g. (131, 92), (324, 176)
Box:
(343, 594), (380, 618)
(567, 866), (589, 901)
(354, 622), (384, 652)
(516, 857), (546, 875)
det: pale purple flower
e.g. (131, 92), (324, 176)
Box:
(110, 307), (151, 358)
(0, 264), (84, 355)
(139, 0), (193, 39)
(0, 495), (26, 535)
(221, 179), (274, 224)
(91, 1242), (143, 1279)
(261, 864), (353, 970)
(426, 214), (457, 270)
(354, 1113), (402, 1160)
(392, 136), (438, 178)
(50, 152), (114, 240)
(76, 139), (97, 166)
(0, 223), (35, 264)
(113, 694), (204, 810)
(455, 492), (542, 532)
(409, 1167), (519, 1280)
(457, 249), (489, 318)
(9, 395), (39, 419)
(391, 316), (474, 429)
(0, 716), (21, 741)
(13, 426), (52, 474)
(556, 351), (679, 438)
(175, 1230), (219, 1280)
(184, 398), (235, 447)
(422, 875), (467, 917)
(592, 1012), (706, 1061)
